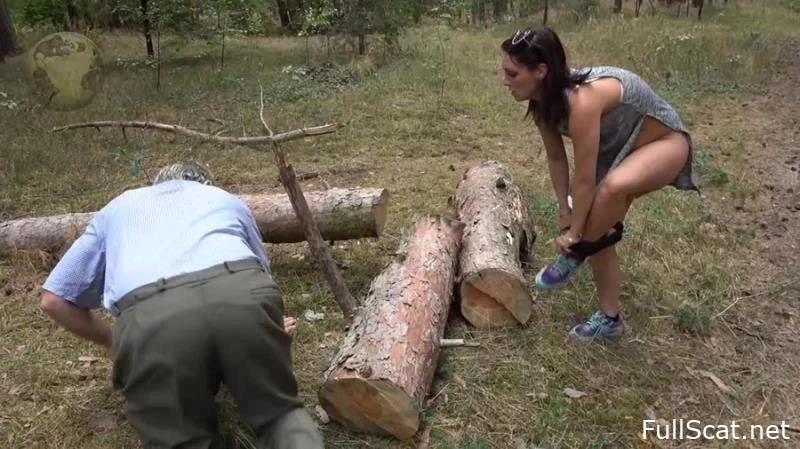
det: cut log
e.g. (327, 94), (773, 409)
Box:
(318, 215), (464, 440)
(0, 187), (388, 253)
(454, 160), (535, 328)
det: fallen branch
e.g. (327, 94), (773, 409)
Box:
(439, 339), (480, 348)
(257, 81), (357, 323)
(50, 120), (341, 147)
(48, 87), (358, 324)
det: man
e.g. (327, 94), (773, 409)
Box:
(40, 162), (324, 449)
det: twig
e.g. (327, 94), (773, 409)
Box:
(440, 338), (480, 348)
(258, 80), (274, 137)
(417, 425), (432, 449)
(50, 120), (341, 147)
(280, 172), (319, 183)
(714, 279), (798, 319)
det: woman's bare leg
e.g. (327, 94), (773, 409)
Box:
(589, 246), (622, 317)
(567, 132), (690, 340)
(583, 132), (690, 241)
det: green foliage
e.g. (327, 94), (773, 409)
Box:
(265, 62), (361, 103)
(17, 0), (69, 27)
(298, 0), (338, 36)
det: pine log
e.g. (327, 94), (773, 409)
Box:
(318, 215), (464, 440)
(0, 187), (388, 253)
(454, 160), (535, 328)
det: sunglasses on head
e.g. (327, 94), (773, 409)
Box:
(511, 28), (534, 46)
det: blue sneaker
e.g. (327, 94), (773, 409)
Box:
(535, 253), (583, 289)
(569, 310), (625, 342)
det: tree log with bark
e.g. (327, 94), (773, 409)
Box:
(0, 188), (388, 252)
(453, 160), (535, 328)
(318, 215), (464, 440)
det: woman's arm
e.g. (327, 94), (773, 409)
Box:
(564, 90), (602, 240)
(537, 122), (572, 219)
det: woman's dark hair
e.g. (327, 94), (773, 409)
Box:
(501, 26), (590, 128)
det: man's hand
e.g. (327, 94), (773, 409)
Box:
(283, 316), (297, 336)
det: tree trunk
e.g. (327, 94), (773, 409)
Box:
(693, 0), (703, 18)
(453, 160), (535, 328)
(543, 0), (548, 24)
(318, 215), (464, 440)
(65, 0), (78, 31)
(358, 34), (366, 55)
(0, 0), (21, 62)
(613, 0), (623, 13)
(140, 0), (154, 57)
(275, 0), (291, 28)
(0, 188), (389, 253)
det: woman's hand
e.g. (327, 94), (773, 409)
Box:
(554, 230), (581, 254)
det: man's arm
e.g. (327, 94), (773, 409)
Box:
(40, 291), (112, 348)
(40, 213), (112, 350)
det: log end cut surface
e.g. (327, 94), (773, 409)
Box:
(371, 189), (389, 236)
(319, 377), (420, 440)
(460, 268), (532, 328)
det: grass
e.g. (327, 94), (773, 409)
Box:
(2, 1), (800, 448)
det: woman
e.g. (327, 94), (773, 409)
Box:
(500, 26), (697, 342)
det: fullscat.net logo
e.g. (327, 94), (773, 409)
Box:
(643, 419), (792, 441)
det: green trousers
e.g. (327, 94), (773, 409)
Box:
(110, 259), (324, 449)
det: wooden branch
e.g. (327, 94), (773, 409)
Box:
(49, 104), (357, 324)
(50, 120), (341, 147)
(256, 86), (358, 323)
(258, 80), (275, 137)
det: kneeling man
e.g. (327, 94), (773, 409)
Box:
(40, 162), (324, 449)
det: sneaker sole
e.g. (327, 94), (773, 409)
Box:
(568, 329), (624, 343)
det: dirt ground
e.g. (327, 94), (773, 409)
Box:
(702, 34), (800, 436)
(743, 38), (799, 276)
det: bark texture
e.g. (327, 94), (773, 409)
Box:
(0, 188), (388, 253)
(318, 215), (464, 440)
(454, 160), (535, 328)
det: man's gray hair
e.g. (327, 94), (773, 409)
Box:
(153, 161), (214, 185)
